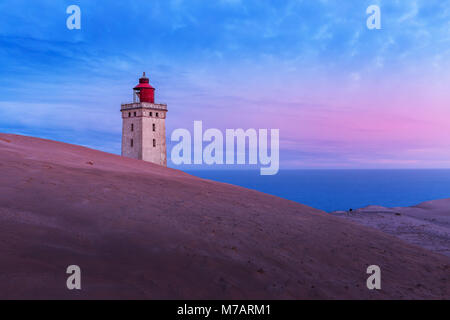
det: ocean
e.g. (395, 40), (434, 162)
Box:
(186, 169), (450, 212)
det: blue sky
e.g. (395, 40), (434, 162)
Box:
(1, 1), (450, 169)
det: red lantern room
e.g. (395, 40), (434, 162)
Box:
(133, 72), (155, 103)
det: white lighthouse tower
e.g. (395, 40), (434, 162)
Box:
(120, 73), (168, 166)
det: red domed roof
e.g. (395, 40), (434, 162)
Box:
(133, 72), (155, 103)
(134, 72), (154, 90)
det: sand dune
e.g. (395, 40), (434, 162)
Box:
(331, 199), (450, 257)
(0, 133), (449, 299)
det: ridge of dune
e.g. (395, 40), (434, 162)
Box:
(331, 199), (450, 258)
(0, 133), (449, 299)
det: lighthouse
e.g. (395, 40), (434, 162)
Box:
(120, 73), (168, 166)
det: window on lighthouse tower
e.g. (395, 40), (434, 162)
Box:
(153, 139), (156, 147)
(152, 123), (155, 132)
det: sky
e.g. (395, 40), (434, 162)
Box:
(0, 0), (449, 169)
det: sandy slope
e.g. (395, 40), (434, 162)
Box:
(331, 199), (450, 257)
(0, 133), (449, 299)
